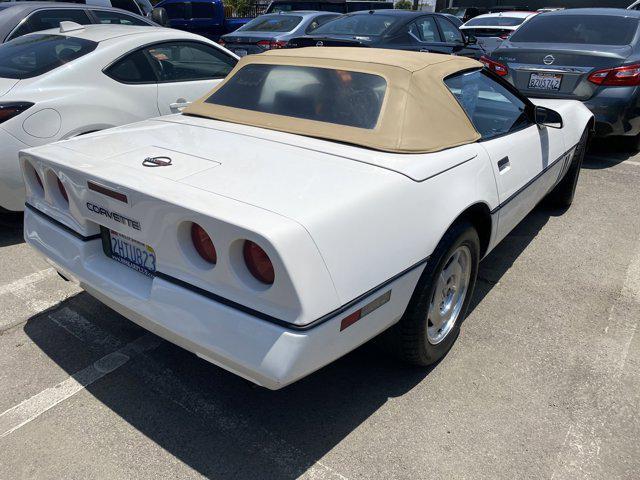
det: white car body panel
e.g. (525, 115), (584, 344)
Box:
(0, 25), (238, 211)
(20, 94), (593, 388)
(0, 78), (18, 97)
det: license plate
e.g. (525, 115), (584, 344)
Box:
(528, 72), (562, 91)
(234, 49), (248, 57)
(103, 229), (156, 277)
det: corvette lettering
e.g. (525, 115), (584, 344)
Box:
(86, 202), (141, 230)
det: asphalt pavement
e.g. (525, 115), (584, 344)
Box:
(0, 144), (639, 479)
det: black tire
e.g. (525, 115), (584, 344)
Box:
(387, 221), (480, 366)
(545, 128), (588, 208)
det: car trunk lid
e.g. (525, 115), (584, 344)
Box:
(494, 42), (633, 100)
(222, 33), (281, 55)
(288, 35), (372, 48)
(49, 116), (477, 220)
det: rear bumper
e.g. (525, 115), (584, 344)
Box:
(509, 71), (640, 137)
(583, 86), (640, 137)
(25, 206), (420, 389)
(0, 129), (29, 211)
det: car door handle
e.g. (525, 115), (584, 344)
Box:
(497, 156), (510, 171)
(170, 101), (190, 111)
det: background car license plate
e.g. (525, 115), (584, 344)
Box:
(234, 49), (248, 57)
(102, 229), (156, 277)
(528, 72), (562, 91)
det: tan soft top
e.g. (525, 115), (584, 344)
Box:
(183, 48), (483, 153)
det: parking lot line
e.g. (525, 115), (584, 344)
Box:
(130, 357), (350, 480)
(7, 305), (351, 479)
(49, 307), (123, 352)
(623, 240), (640, 303)
(550, 236), (640, 479)
(0, 333), (161, 439)
(0, 268), (54, 296)
(0, 268), (80, 333)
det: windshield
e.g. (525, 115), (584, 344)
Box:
(465, 16), (527, 27)
(238, 15), (302, 32)
(441, 8), (464, 17)
(205, 64), (387, 129)
(311, 14), (397, 36)
(0, 34), (97, 79)
(510, 15), (638, 45)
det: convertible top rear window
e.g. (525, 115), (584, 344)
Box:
(205, 64), (387, 129)
(0, 34), (97, 79)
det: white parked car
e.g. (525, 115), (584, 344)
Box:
(21, 48), (592, 389)
(460, 11), (537, 54)
(0, 23), (237, 212)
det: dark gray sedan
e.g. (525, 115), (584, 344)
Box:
(484, 8), (640, 146)
(0, 2), (155, 43)
(220, 11), (340, 56)
(288, 10), (484, 59)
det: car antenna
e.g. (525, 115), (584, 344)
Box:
(59, 21), (84, 33)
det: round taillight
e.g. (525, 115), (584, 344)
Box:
(243, 240), (274, 285)
(190, 223), (216, 264)
(57, 177), (68, 203)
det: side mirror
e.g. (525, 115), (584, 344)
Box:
(151, 7), (169, 27)
(464, 34), (478, 45)
(535, 105), (563, 129)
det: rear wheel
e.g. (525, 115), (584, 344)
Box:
(389, 221), (480, 366)
(544, 127), (588, 208)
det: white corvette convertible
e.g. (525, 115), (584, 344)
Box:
(0, 22), (237, 212)
(21, 48), (592, 389)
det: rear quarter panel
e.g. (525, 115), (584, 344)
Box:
(302, 145), (499, 304)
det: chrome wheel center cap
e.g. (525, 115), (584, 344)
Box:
(427, 246), (472, 345)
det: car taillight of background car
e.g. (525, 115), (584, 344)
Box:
(480, 56), (508, 76)
(257, 40), (288, 50)
(588, 64), (640, 86)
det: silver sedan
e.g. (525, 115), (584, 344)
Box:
(219, 11), (340, 56)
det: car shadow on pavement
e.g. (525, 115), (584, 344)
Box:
(23, 290), (433, 479)
(468, 203), (559, 315)
(583, 139), (637, 169)
(0, 212), (24, 247)
(21, 204), (558, 479)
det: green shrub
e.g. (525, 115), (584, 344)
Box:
(395, 1), (413, 10)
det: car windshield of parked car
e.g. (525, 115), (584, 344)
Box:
(464, 16), (526, 27)
(0, 34), (97, 80)
(204, 64), (387, 129)
(440, 8), (464, 17)
(509, 15), (638, 45)
(310, 14), (397, 36)
(238, 15), (303, 32)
